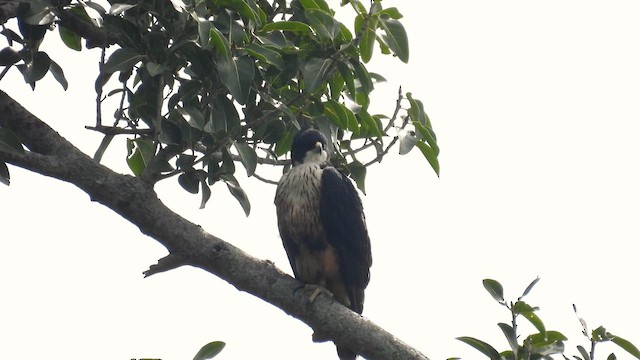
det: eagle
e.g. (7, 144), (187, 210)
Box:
(274, 128), (372, 360)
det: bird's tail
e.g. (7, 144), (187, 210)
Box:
(337, 345), (357, 360)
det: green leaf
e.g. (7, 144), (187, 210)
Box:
(304, 57), (334, 93)
(414, 121), (439, 155)
(520, 311), (546, 335)
(78, 0), (104, 27)
(244, 43), (284, 70)
(49, 59), (68, 90)
(58, 25), (82, 51)
(416, 141), (439, 176)
(0, 128), (25, 156)
(346, 161), (366, 194)
(356, 109), (383, 137)
(355, 13), (378, 63)
(305, 8), (340, 42)
(482, 279), (504, 303)
(611, 335), (640, 359)
(0, 161), (10, 186)
(324, 99), (349, 130)
(217, 56), (255, 104)
(528, 331), (568, 344)
(457, 337), (501, 360)
(608, 353), (617, 360)
(498, 323), (518, 353)
(262, 21), (313, 36)
(24, 0), (55, 25)
(378, 18), (409, 63)
(209, 27), (231, 60)
(577, 345), (591, 360)
(275, 126), (296, 157)
(378, 7), (403, 20)
(223, 175), (251, 216)
(234, 141), (258, 177)
(193, 341), (226, 360)
(126, 138), (155, 176)
(225, 0), (260, 25)
(146, 62), (165, 77)
(103, 48), (145, 74)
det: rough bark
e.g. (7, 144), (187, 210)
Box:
(0, 89), (429, 360)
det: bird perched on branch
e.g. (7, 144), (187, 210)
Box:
(274, 128), (372, 360)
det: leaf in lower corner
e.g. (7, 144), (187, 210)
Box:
(456, 337), (501, 360)
(0, 128), (26, 156)
(611, 334), (640, 359)
(224, 177), (251, 216)
(0, 161), (10, 186)
(193, 341), (226, 360)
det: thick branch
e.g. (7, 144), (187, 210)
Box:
(0, 89), (429, 360)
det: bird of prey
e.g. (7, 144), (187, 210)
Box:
(274, 128), (372, 360)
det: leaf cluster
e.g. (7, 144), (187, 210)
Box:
(452, 278), (640, 360)
(0, 0), (439, 213)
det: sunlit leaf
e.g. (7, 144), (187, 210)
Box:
(457, 337), (501, 360)
(108, 3), (138, 15)
(416, 142), (439, 176)
(193, 341), (226, 360)
(520, 311), (545, 335)
(355, 13), (378, 63)
(244, 43), (284, 70)
(520, 277), (540, 299)
(208, 27), (231, 60)
(611, 335), (640, 359)
(577, 345), (591, 360)
(378, 18), (409, 63)
(58, 26), (82, 51)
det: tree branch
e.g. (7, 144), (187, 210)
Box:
(0, 89), (429, 360)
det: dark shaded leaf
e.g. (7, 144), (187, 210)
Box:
(0, 47), (21, 66)
(178, 107), (205, 130)
(49, 59), (68, 90)
(244, 43), (284, 70)
(193, 341), (226, 360)
(0, 161), (9, 186)
(482, 279), (504, 303)
(103, 48), (146, 74)
(223, 175), (251, 216)
(304, 57), (333, 93)
(346, 161), (366, 194)
(378, 18), (409, 63)
(58, 25), (82, 51)
(209, 27), (231, 60)
(306, 8), (340, 42)
(217, 56), (255, 104)
(179, 172), (200, 194)
(93, 134), (114, 162)
(0, 128), (25, 156)
(199, 180), (212, 209)
(234, 141), (257, 176)
(355, 13), (378, 63)
(457, 337), (501, 360)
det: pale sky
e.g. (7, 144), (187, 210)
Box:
(1, 1), (639, 360)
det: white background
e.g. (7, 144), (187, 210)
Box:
(1, 1), (639, 359)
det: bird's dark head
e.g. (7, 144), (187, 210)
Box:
(291, 129), (328, 166)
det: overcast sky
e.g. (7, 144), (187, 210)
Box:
(1, 1), (639, 360)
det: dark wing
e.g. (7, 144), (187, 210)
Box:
(320, 166), (372, 314)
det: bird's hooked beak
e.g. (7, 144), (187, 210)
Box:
(314, 141), (324, 153)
